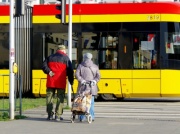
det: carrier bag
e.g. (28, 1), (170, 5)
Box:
(71, 95), (87, 112)
(85, 94), (92, 113)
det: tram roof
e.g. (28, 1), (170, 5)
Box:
(1, 2), (180, 23)
(33, 3), (180, 15)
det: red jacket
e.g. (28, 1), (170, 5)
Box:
(42, 51), (74, 89)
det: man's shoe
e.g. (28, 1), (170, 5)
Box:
(47, 115), (53, 120)
(55, 116), (63, 121)
(47, 112), (54, 120)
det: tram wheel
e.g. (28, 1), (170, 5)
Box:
(99, 94), (116, 101)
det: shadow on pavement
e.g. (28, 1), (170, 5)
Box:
(22, 117), (73, 123)
(96, 98), (180, 102)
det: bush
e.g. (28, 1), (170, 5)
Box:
(0, 112), (9, 121)
(15, 115), (27, 119)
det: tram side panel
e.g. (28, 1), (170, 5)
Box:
(0, 70), (9, 97)
(32, 70), (125, 98)
(32, 70), (134, 99)
(32, 70), (168, 99)
(132, 70), (161, 97)
(32, 70), (79, 97)
(161, 70), (180, 97)
(6, 69), (180, 98)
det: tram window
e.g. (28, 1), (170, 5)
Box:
(50, 48), (54, 55)
(133, 37), (139, 51)
(0, 33), (9, 69)
(133, 33), (157, 69)
(56, 38), (58, 43)
(163, 32), (180, 69)
(82, 49), (99, 65)
(32, 32), (78, 69)
(100, 33), (118, 69)
(99, 50), (117, 69)
(81, 32), (100, 65)
(81, 32), (97, 49)
(82, 32), (118, 49)
(81, 32), (118, 69)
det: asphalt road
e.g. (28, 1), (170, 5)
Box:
(1, 98), (180, 134)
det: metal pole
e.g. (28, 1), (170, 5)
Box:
(40, 0), (44, 4)
(68, 0), (72, 107)
(9, 0), (15, 120)
(19, 75), (22, 116)
(42, 33), (45, 61)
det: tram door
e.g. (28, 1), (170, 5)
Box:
(118, 32), (133, 69)
(132, 32), (161, 97)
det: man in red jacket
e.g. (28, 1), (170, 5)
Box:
(42, 45), (74, 121)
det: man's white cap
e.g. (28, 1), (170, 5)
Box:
(57, 45), (66, 50)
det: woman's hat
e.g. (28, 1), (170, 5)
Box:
(83, 53), (93, 60)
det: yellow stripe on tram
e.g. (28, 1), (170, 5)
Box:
(32, 14), (180, 23)
(0, 16), (9, 23)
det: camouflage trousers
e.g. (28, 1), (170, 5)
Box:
(46, 88), (65, 117)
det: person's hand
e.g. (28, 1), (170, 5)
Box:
(49, 71), (55, 77)
(90, 80), (96, 86)
(81, 80), (86, 85)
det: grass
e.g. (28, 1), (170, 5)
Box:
(0, 98), (46, 121)
(0, 97), (69, 121)
(0, 98), (46, 112)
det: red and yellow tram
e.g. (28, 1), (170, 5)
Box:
(1, 2), (180, 100)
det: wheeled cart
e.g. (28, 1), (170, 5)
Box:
(71, 82), (93, 123)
